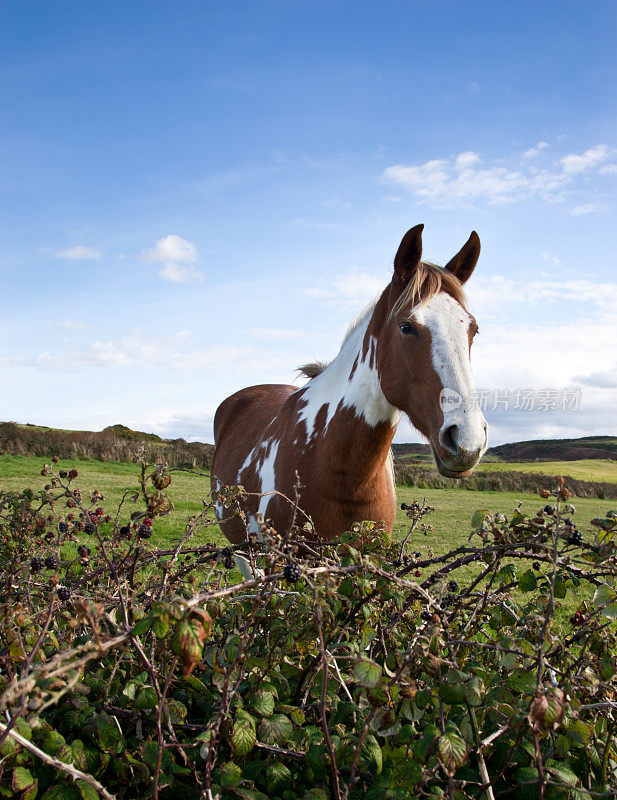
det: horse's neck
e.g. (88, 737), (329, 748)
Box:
(296, 311), (401, 481)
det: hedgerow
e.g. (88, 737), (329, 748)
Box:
(0, 459), (616, 799)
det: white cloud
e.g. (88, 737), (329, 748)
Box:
(141, 234), (204, 283)
(58, 320), (90, 330)
(306, 267), (385, 303)
(468, 275), (617, 316)
(0, 329), (300, 375)
(249, 326), (304, 339)
(292, 218), (344, 230)
(560, 144), (614, 175)
(569, 202), (608, 216)
(541, 252), (561, 266)
(575, 365), (617, 388)
(158, 263), (204, 283)
(55, 246), (102, 260)
(523, 141), (549, 159)
(383, 143), (617, 208)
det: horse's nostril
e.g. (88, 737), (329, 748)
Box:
(440, 424), (459, 455)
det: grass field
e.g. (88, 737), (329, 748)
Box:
(474, 457), (617, 483)
(1, 454), (613, 556)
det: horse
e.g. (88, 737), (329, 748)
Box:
(211, 224), (488, 577)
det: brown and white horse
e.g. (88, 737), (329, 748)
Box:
(211, 225), (487, 575)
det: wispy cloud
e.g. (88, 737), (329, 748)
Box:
(141, 234), (204, 283)
(306, 267), (385, 304)
(248, 326), (304, 339)
(522, 141), (549, 159)
(292, 218), (344, 230)
(0, 329), (297, 374)
(57, 320), (91, 330)
(383, 143), (616, 208)
(55, 246), (102, 260)
(575, 365), (617, 389)
(570, 202), (608, 216)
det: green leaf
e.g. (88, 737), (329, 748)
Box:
(603, 603), (617, 620)
(247, 690), (275, 717)
(39, 787), (80, 800)
(546, 761), (579, 787)
(231, 713), (256, 757)
(152, 615), (170, 638)
(590, 517), (616, 531)
(438, 683), (465, 705)
(258, 713), (293, 745)
(266, 762), (292, 792)
(471, 509), (490, 527)
(217, 761), (242, 787)
(76, 781), (99, 800)
(353, 657), (382, 688)
(12, 767), (36, 792)
(553, 576), (567, 599)
(518, 569), (537, 592)
(131, 616), (152, 636)
(437, 732), (467, 775)
(465, 677), (484, 707)
(134, 687), (158, 710)
(360, 734), (383, 775)
(594, 584), (617, 607)
(87, 714), (125, 754)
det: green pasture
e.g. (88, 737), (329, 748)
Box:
(474, 457), (617, 483)
(1, 454), (612, 555)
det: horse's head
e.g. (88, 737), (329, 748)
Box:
(375, 224), (488, 477)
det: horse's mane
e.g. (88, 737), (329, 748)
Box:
(298, 262), (467, 380)
(388, 260), (467, 322)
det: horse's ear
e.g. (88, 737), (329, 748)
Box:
(393, 224), (424, 282)
(444, 231), (481, 284)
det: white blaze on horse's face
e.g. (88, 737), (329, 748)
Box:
(414, 293), (488, 476)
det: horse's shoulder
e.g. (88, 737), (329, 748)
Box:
(213, 384), (298, 444)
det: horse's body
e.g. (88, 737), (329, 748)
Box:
(211, 225), (488, 562)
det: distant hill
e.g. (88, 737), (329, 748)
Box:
(0, 422), (214, 470)
(487, 435), (617, 462)
(393, 435), (617, 463)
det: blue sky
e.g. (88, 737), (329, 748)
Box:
(1, 0), (616, 445)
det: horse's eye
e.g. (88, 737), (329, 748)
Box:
(399, 322), (419, 337)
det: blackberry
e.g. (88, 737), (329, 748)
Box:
(30, 557), (44, 572)
(119, 525), (130, 538)
(137, 524), (152, 539)
(68, 469), (78, 480)
(45, 555), (59, 570)
(532, 561), (541, 571)
(392, 559), (402, 569)
(543, 505), (555, 515)
(59, 470), (68, 479)
(77, 545), (91, 557)
(447, 580), (459, 593)
(283, 563), (302, 582)
(568, 529), (582, 545)
(52, 455), (59, 464)
(84, 523), (95, 535)
(57, 587), (72, 602)
(222, 546), (234, 559)
(223, 556), (235, 569)
(401, 503), (410, 511)
(58, 522), (68, 533)
(44, 532), (55, 543)
(95, 507), (104, 516)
